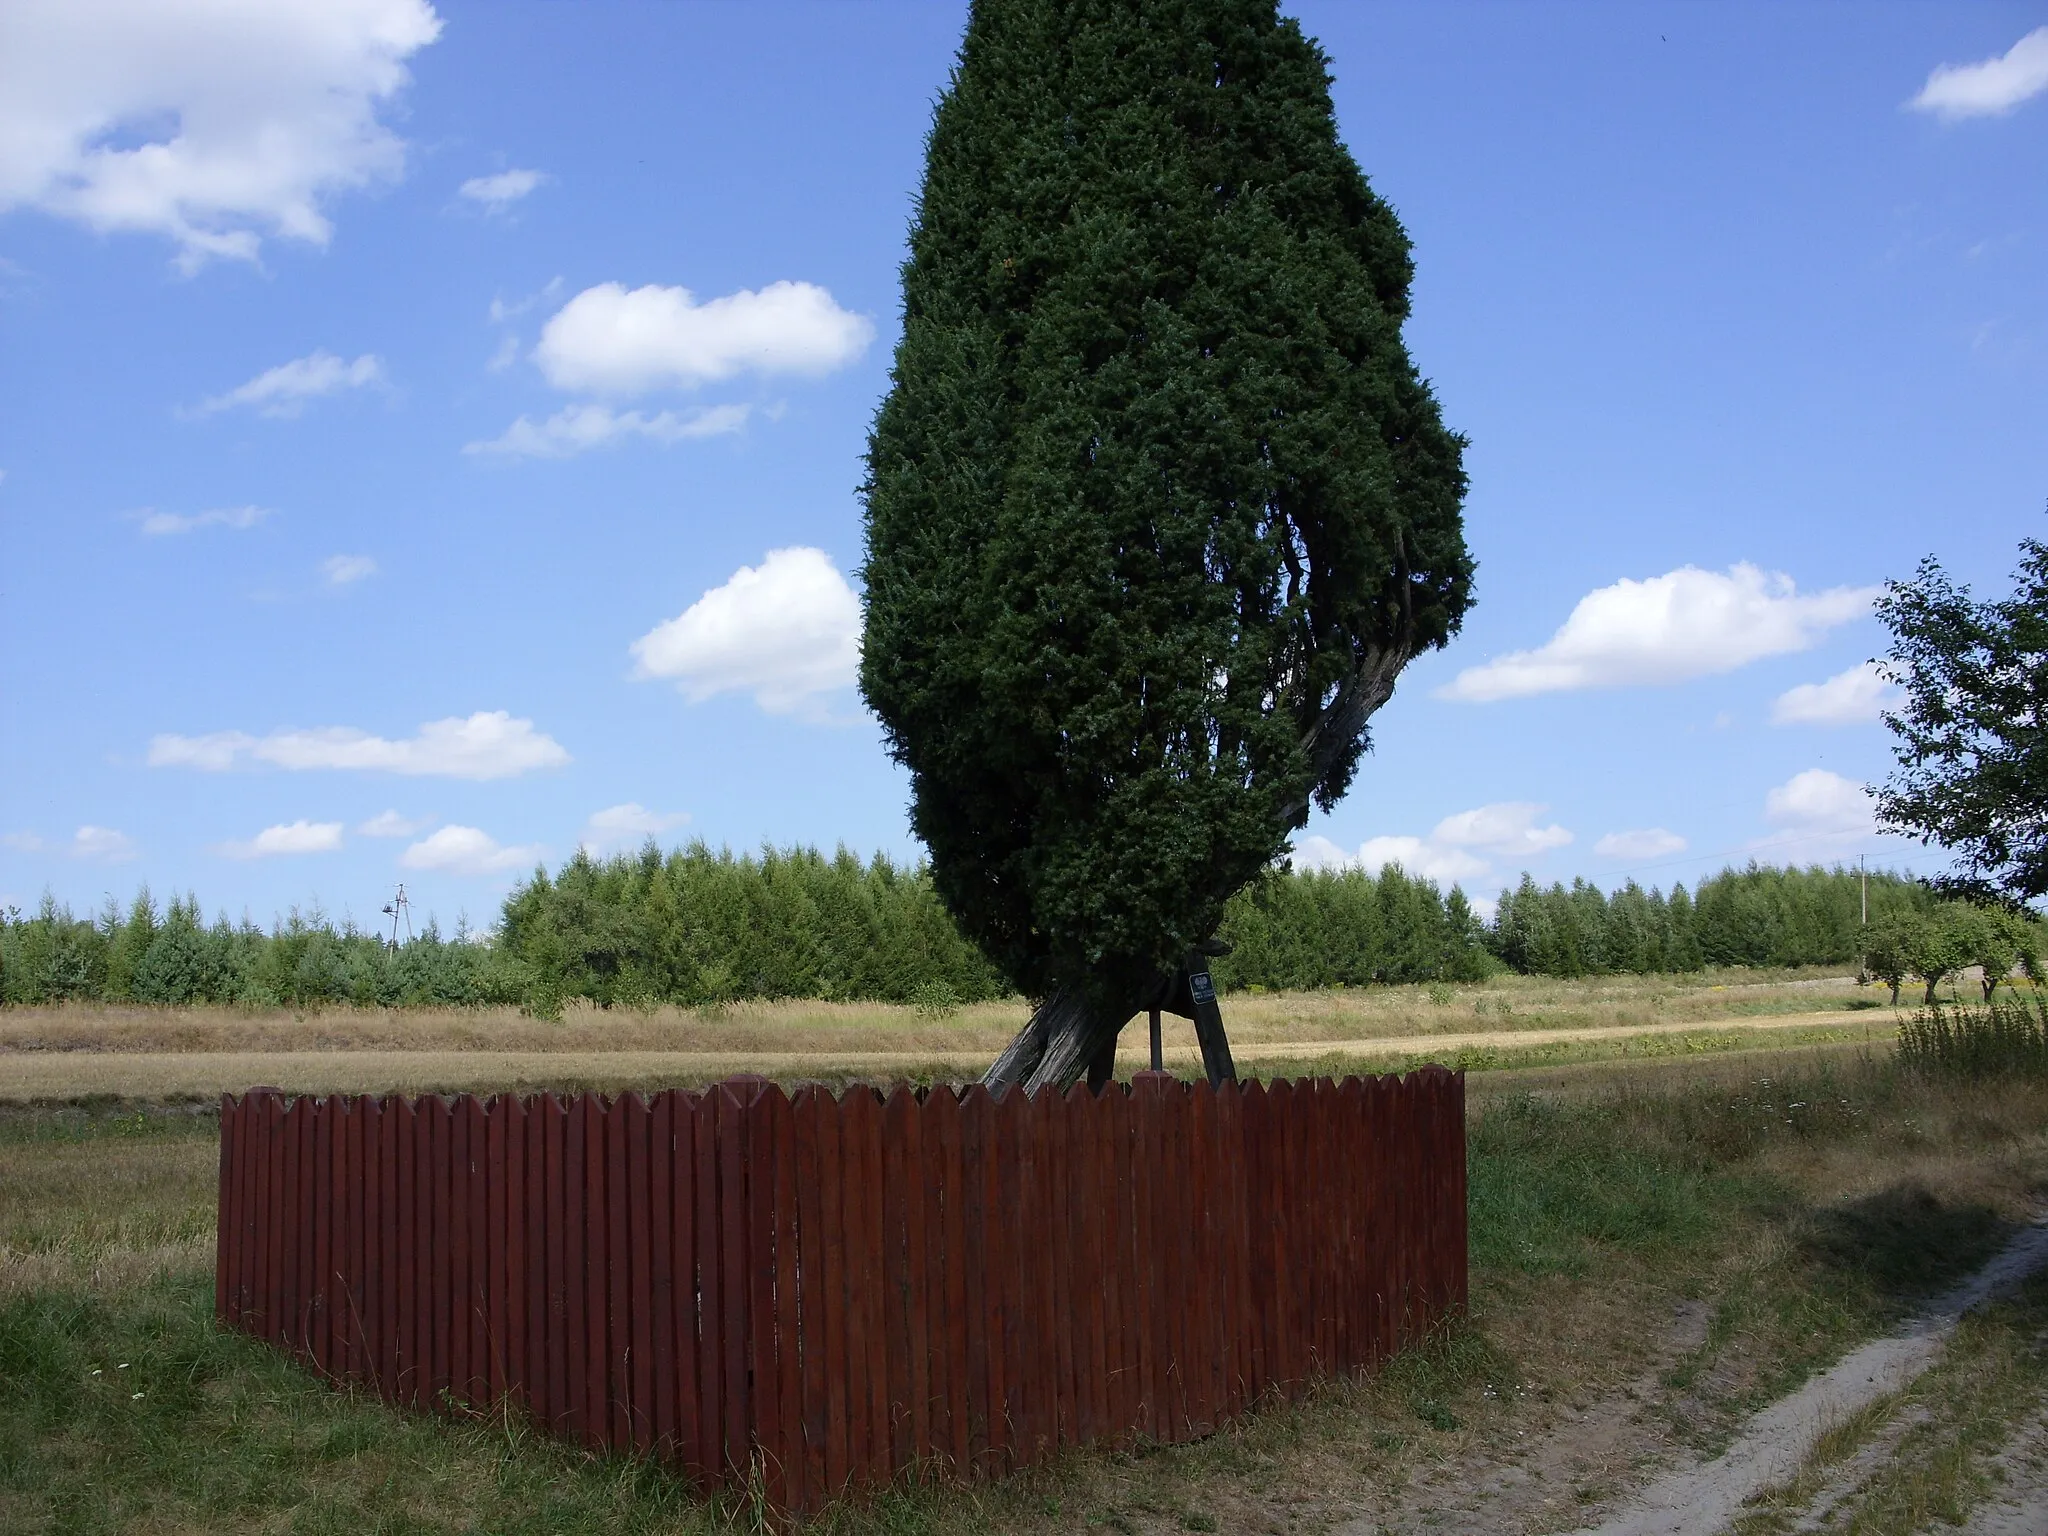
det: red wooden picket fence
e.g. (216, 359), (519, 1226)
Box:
(215, 1069), (1465, 1516)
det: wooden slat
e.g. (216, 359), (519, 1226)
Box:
(958, 1085), (994, 1473)
(816, 1086), (852, 1497)
(561, 1093), (588, 1443)
(275, 1097), (298, 1349)
(1184, 1083), (1214, 1434)
(606, 1091), (633, 1449)
(715, 1083), (750, 1477)
(485, 1096), (507, 1402)
(744, 1084), (784, 1503)
(880, 1085), (913, 1476)
(791, 1087), (829, 1510)
(769, 1087), (802, 1508)
(390, 1097), (416, 1405)
(647, 1093), (677, 1462)
(673, 1092), (706, 1484)
(502, 1096), (527, 1406)
(540, 1094), (568, 1434)
(439, 1096), (464, 1404)
(868, 1087), (897, 1485)
(1131, 1075), (1162, 1440)
(930, 1086), (970, 1477)
(990, 1088), (1024, 1469)
(1046, 1088), (1078, 1450)
(299, 1098), (320, 1355)
(374, 1097), (398, 1400)
(691, 1085), (723, 1477)
(582, 1092), (610, 1449)
(355, 1097), (377, 1386)
(624, 1094), (654, 1455)
(1164, 1079), (1193, 1439)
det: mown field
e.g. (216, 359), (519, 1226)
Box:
(4, 1024), (2045, 1534)
(0, 967), (1905, 1103)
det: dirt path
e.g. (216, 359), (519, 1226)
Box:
(1567, 1221), (2048, 1536)
(1956, 1413), (2048, 1535)
(0, 1009), (1886, 1100)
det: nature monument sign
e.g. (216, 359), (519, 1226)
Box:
(860, 0), (1474, 1094)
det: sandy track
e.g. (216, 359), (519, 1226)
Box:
(0, 1010), (1886, 1100)
(1568, 1221), (2048, 1536)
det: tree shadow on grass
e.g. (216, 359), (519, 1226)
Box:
(1799, 1182), (2014, 1306)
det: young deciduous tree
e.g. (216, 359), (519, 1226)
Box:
(861, 0), (1473, 1092)
(1876, 534), (2048, 907)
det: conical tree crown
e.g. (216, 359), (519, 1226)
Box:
(861, 0), (1473, 1002)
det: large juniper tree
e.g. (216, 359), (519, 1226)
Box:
(860, 0), (1474, 1093)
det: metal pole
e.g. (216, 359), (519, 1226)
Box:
(1149, 1006), (1163, 1072)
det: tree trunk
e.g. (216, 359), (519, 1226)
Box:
(1924, 974), (1941, 1007)
(983, 981), (1157, 1097)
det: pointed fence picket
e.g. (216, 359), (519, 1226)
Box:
(216, 1068), (1465, 1517)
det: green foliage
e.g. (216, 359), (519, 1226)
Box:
(1876, 532), (2048, 905)
(860, 0), (1472, 1005)
(1898, 992), (2048, 1079)
(0, 896), (528, 1011)
(3, 857), (2006, 1012)
(495, 842), (1008, 1010)
(1488, 863), (1938, 979)
(1210, 864), (1493, 988)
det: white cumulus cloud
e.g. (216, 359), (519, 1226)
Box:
(534, 280), (873, 396)
(458, 167), (544, 207)
(70, 825), (137, 863)
(581, 802), (690, 852)
(0, 0), (442, 269)
(1440, 564), (1877, 703)
(139, 504), (270, 536)
(1594, 828), (1687, 861)
(323, 553), (377, 585)
(148, 710), (569, 780)
(1761, 768), (1876, 854)
(1772, 661), (1899, 726)
(631, 546), (861, 715)
(400, 824), (541, 877)
(1909, 26), (2048, 120)
(191, 351), (382, 418)
(357, 809), (428, 837)
(213, 819), (343, 859)
(464, 402), (748, 459)
(1294, 802), (1570, 888)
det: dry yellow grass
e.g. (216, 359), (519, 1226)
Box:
(0, 971), (1906, 1101)
(0, 1018), (1890, 1102)
(1, 967), (1886, 1052)
(0, 1121), (217, 1297)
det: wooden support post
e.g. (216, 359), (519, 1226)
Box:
(1184, 961), (1236, 1089)
(1148, 1008), (1162, 1073)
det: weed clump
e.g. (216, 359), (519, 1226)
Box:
(1898, 994), (2048, 1078)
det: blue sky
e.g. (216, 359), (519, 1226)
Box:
(2, 2), (2044, 930)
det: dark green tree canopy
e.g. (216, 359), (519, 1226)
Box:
(861, 0), (1473, 1011)
(1876, 533), (2048, 908)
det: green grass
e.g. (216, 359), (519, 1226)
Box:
(1900, 992), (2048, 1079)
(1, 1056), (2043, 1533)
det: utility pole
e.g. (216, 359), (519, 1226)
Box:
(1860, 855), (1867, 927)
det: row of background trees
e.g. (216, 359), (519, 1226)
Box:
(4, 846), (2024, 1012)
